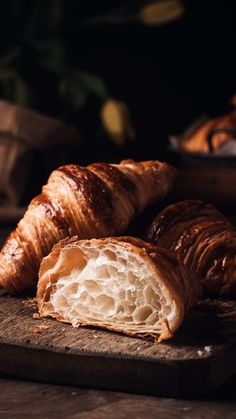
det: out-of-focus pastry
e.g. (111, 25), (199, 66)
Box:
(146, 200), (236, 296)
(180, 111), (236, 153)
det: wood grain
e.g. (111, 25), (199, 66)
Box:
(0, 296), (236, 398)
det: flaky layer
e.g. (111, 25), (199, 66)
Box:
(37, 236), (200, 342)
(0, 160), (176, 294)
(146, 200), (236, 296)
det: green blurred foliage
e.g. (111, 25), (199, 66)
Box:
(0, 1), (111, 115)
(0, 0), (184, 146)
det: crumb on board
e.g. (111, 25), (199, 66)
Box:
(197, 346), (213, 356)
(23, 298), (38, 308)
(32, 312), (41, 319)
(30, 325), (49, 334)
(30, 329), (42, 334)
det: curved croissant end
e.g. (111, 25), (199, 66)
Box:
(0, 160), (176, 294)
(146, 200), (236, 296)
(37, 236), (200, 342)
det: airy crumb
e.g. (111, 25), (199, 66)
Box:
(197, 350), (204, 356)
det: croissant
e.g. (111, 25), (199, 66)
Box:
(0, 160), (176, 294)
(180, 111), (236, 153)
(146, 200), (236, 296)
(37, 236), (200, 342)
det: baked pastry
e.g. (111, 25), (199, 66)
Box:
(146, 200), (236, 296)
(0, 160), (176, 294)
(180, 111), (236, 153)
(37, 236), (200, 342)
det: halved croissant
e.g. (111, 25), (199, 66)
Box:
(0, 160), (176, 294)
(37, 236), (200, 342)
(146, 200), (236, 296)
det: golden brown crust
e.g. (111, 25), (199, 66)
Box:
(0, 160), (176, 294)
(37, 236), (200, 342)
(146, 200), (236, 296)
(180, 112), (236, 153)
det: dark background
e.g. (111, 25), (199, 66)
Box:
(0, 0), (236, 163)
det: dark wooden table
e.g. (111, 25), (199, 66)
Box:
(0, 375), (236, 418)
(1, 225), (236, 418)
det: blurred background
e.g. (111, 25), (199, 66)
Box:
(0, 0), (236, 218)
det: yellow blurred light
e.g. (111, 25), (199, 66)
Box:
(140, 0), (185, 26)
(101, 99), (135, 145)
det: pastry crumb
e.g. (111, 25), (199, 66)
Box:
(30, 329), (42, 334)
(38, 325), (49, 330)
(23, 298), (38, 308)
(30, 325), (49, 334)
(197, 346), (212, 356)
(33, 312), (41, 319)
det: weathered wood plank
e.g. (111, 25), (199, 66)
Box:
(0, 296), (236, 398)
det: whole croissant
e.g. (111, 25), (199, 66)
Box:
(37, 236), (200, 342)
(0, 160), (176, 294)
(146, 200), (236, 296)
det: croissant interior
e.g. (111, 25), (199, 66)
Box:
(37, 237), (200, 342)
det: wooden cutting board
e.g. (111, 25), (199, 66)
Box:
(0, 294), (236, 398)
